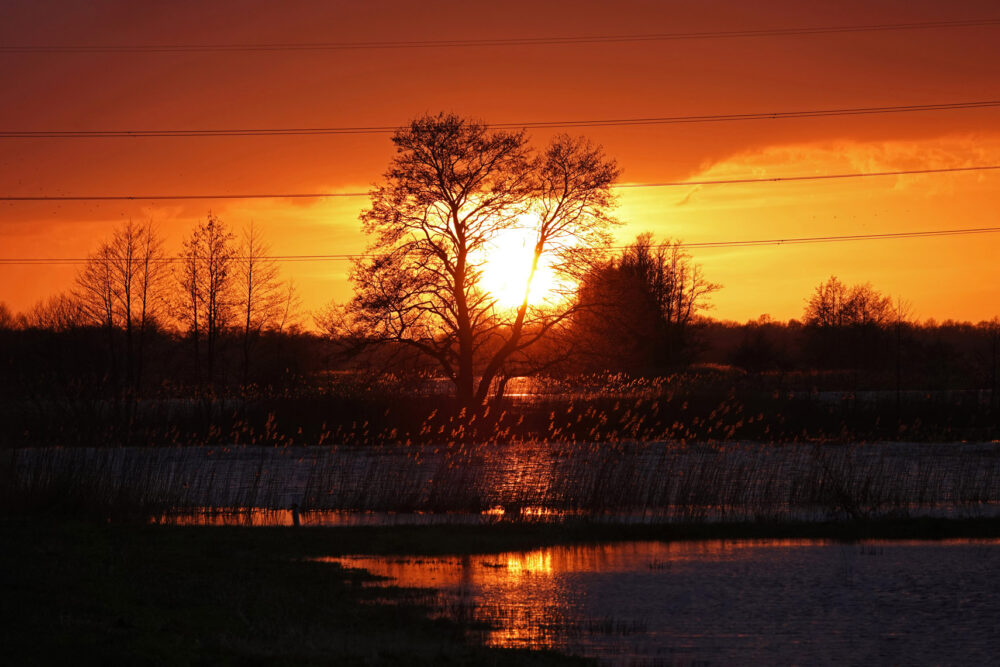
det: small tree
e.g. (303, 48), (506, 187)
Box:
(234, 221), (288, 385)
(990, 317), (999, 410)
(176, 213), (236, 385)
(337, 113), (620, 408)
(0, 302), (13, 330)
(74, 220), (167, 391)
(804, 276), (849, 327)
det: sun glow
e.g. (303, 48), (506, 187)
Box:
(477, 222), (560, 308)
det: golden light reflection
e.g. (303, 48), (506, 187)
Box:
(157, 509), (297, 527)
(505, 551), (553, 576)
(318, 539), (847, 651)
(155, 509), (441, 527)
(485, 442), (559, 518)
(314, 537), (1000, 660)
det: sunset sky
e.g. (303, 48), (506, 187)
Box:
(2, 0), (998, 325)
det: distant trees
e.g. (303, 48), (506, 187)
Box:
(235, 221), (296, 384)
(3, 214), (301, 391)
(176, 213), (236, 384)
(172, 214), (298, 387)
(74, 220), (168, 391)
(804, 276), (894, 327)
(17, 293), (85, 331)
(729, 314), (789, 373)
(572, 234), (720, 373)
(988, 318), (999, 409)
(336, 113), (620, 407)
(802, 276), (899, 369)
(0, 302), (12, 330)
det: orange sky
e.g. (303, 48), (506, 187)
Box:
(1, 0), (998, 324)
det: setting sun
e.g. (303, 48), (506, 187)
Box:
(476, 223), (561, 308)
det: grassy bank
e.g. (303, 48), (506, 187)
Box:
(0, 520), (589, 666)
(3, 518), (999, 665)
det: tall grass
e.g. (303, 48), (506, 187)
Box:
(4, 439), (999, 524)
(3, 372), (997, 523)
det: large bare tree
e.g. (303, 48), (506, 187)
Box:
(337, 113), (620, 407)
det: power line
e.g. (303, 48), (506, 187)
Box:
(677, 226), (1000, 248)
(0, 191), (367, 202)
(2, 226), (997, 265)
(2, 164), (997, 202)
(4, 100), (997, 138)
(617, 164), (1000, 188)
(2, 18), (998, 53)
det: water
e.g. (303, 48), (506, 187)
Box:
(325, 539), (1000, 664)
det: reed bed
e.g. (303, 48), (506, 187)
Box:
(3, 439), (999, 524)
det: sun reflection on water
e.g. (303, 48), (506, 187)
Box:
(318, 538), (1000, 661)
(505, 551), (553, 576)
(318, 539), (834, 652)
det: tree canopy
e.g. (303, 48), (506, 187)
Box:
(334, 113), (620, 407)
(804, 276), (894, 327)
(572, 234), (720, 373)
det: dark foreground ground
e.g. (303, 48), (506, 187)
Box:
(3, 518), (1000, 665)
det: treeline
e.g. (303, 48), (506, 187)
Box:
(700, 316), (999, 392)
(1, 228), (998, 399)
(0, 216), (320, 398)
(1, 229), (998, 447)
(700, 275), (998, 393)
(549, 243), (998, 394)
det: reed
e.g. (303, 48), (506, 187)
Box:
(4, 438), (999, 525)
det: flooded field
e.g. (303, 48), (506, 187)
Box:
(326, 539), (1000, 664)
(6, 441), (1000, 523)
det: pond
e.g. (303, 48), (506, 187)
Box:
(324, 539), (1000, 664)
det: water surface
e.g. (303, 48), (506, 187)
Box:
(326, 539), (1000, 664)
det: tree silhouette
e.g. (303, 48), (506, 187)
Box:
(74, 220), (167, 391)
(804, 276), (893, 327)
(803, 276), (895, 369)
(337, 113), (620, 407)
(235, 221), (292, 385)
(17, 293), (84, 331)
(572, 234), (719, 373)
(0, 302), (13, 330)
(989, 318), (999, 411)
(176, 213), (235, 385)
